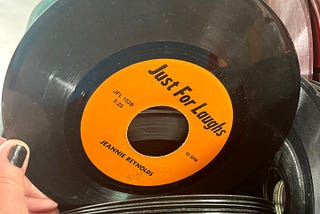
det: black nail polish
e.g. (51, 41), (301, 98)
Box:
(7, 145), (28, 168)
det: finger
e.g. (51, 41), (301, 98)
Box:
(30, 210), (60, 214)
(24, 176), (49, 199)
(26, 197), (58, 213)
(0, 137), (7, 145)
(0, 139), (30, 173)
(0, 140), (47, 198)
(0, 139), (30, 214)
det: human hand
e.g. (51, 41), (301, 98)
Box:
(0, 137), (59, 214)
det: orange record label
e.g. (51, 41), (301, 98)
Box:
(81, 59), (233, 186)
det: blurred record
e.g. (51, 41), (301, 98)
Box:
(264, 78), (320, 214)
(264, 0), (314, 79)
(310, 79), (320, 91)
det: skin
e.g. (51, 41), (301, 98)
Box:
(0, 137), (59, 214)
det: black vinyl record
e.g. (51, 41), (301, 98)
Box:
(61, 195), (275, 214)
(264, 78), (320, 214)
(2, 0), (300, 210)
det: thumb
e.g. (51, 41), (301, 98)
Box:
(0, 139), (30, 214)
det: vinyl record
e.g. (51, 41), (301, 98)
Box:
(2, 0), (300, 210)
(264, 78), (320, 214)
(61, 195), (275, 214)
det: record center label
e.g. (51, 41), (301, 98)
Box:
(81, 59), (233, 186)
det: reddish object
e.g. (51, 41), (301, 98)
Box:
(264, 0), (314, 79)
(309, 0), (320, 80)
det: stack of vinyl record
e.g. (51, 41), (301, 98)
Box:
(2, 0), (320, 213)
(61, 195), (275, 214)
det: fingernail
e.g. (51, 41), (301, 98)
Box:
(7, 145), (28, 168)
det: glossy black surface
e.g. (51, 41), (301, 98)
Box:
(2, 0), (300, 210)
(264, 78), (320, 214)
(61, 194), (275, 214)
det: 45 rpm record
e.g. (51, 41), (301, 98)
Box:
(61, 195), (275, 214)
(2, 0), (300, 210)
(264, 78), (320, 214)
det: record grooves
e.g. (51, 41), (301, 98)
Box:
(2, 0), (300, 210)
(61, 195), (275, 214)
(264, 78), (320, 214)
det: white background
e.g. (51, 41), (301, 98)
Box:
(0, 0), (41, 132)
(0, 0), (41, 99)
